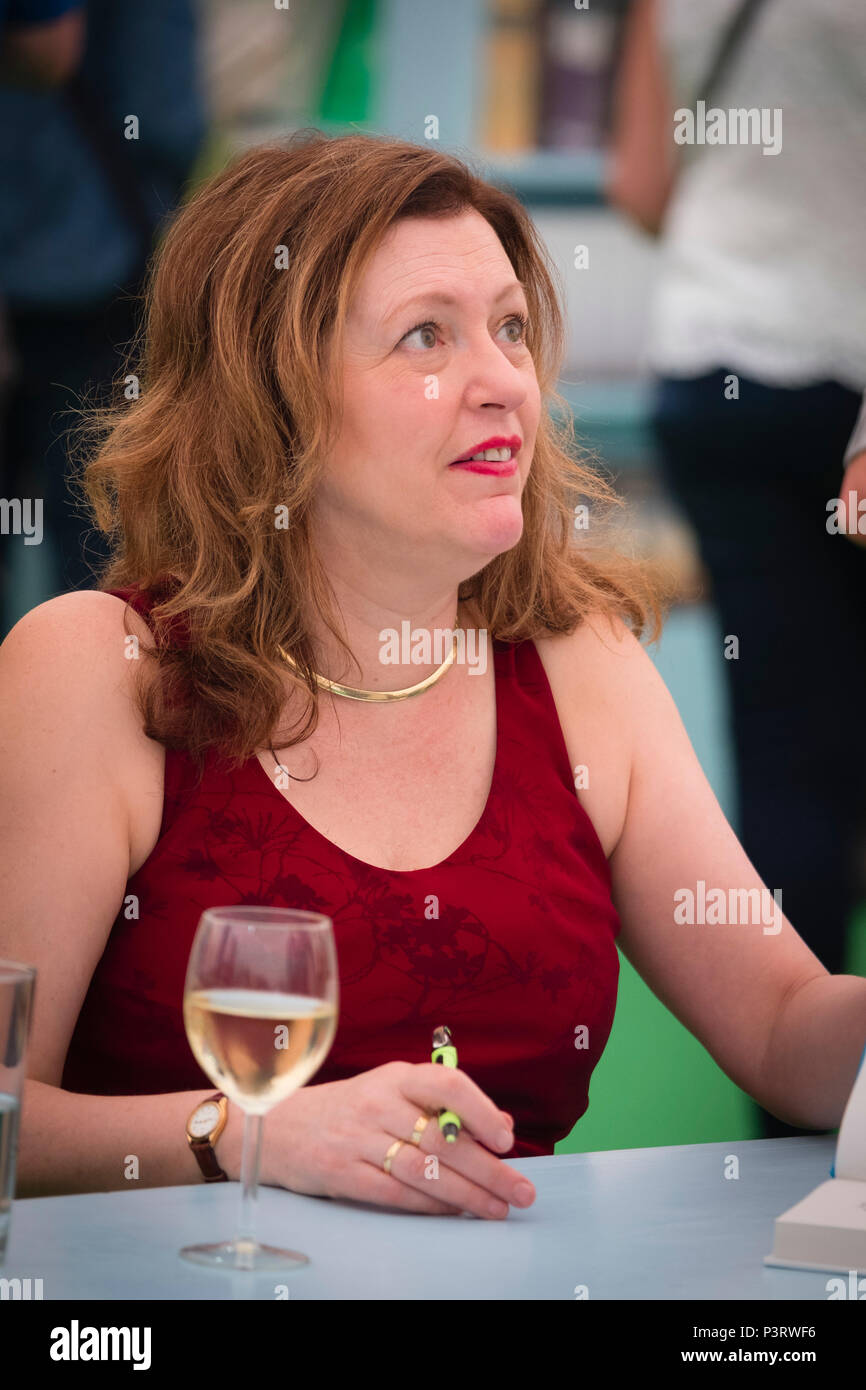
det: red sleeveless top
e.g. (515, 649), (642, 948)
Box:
(62, 586), (621, 1157)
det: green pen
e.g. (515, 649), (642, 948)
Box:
(431, 1024), (461, 1141)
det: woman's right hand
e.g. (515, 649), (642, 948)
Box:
(260, 1060), (537, 1219)
(840, 450), (866, 548)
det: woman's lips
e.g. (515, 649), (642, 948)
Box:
(449, 456), (519, 476)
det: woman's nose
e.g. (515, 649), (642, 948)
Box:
(458, 337), (528, 408)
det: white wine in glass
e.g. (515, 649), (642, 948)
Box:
(180, 906), (338, 1272)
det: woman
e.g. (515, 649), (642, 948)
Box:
(1, 132), (864, 1220)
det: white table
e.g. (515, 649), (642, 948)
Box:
(3, 1135), (839, 1300)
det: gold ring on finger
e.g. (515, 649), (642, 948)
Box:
(408, 1113), (431, 1146)
(383, 1139), (405, 1175)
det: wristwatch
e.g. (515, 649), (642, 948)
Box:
(186, 1091), (229, 1182)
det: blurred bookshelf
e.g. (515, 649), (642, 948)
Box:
(202, 0), (624, 193)
(378, 0), (627, 210)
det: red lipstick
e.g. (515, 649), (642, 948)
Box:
(450, 435), (522, 465)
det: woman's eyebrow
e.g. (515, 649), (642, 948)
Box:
(381, 280), (527, 325)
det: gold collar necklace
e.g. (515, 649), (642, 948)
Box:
(277, 613), (461, 703)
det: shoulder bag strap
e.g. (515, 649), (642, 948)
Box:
(692, 0), (772, 115)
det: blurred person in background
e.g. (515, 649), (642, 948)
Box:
(0, 0), (207, 627)
(608, 0), (866, 1138)
(0, 2), (84, 555)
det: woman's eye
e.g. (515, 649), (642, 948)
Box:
(503, 313), (529, 343)
(400, 314), (529, 350)
(402, 321), (442, 350)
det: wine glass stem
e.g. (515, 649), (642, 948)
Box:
(236, 1111), (264, 1263)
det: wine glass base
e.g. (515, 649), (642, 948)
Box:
(179, 1239), (309, 1272)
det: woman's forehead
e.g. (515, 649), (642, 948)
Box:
(351, 216), (517, 313)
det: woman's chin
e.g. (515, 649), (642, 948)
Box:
(463, 496), (524, 551)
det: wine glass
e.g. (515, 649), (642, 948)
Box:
(180, 905), (338, 1272)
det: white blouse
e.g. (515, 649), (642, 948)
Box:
(647, 0), (866, 391)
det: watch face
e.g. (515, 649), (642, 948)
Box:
(190, 1102), (220, 1137)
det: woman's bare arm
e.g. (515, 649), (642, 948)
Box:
(15, 1080), (245, 1197)
(559, 614), (866, 1129)
(606, 0), (676, 236)
(0, 591), (242, 1195)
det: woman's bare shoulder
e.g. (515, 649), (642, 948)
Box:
(1, 589), (160, 704)
(0, 589), (165, 865)
(531, 610), (661, 858)
(533, 608), (661, 705)
(2, 587), (154, 648)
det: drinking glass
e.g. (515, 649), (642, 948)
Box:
(180, 906), (338, 1271)
(0, 959), (36, 1267)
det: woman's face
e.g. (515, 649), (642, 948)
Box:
(313, 209), (541, 586)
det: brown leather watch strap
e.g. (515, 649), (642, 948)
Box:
(188, 1091), (229, 1183)
(190, 1136), (229, 1182)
